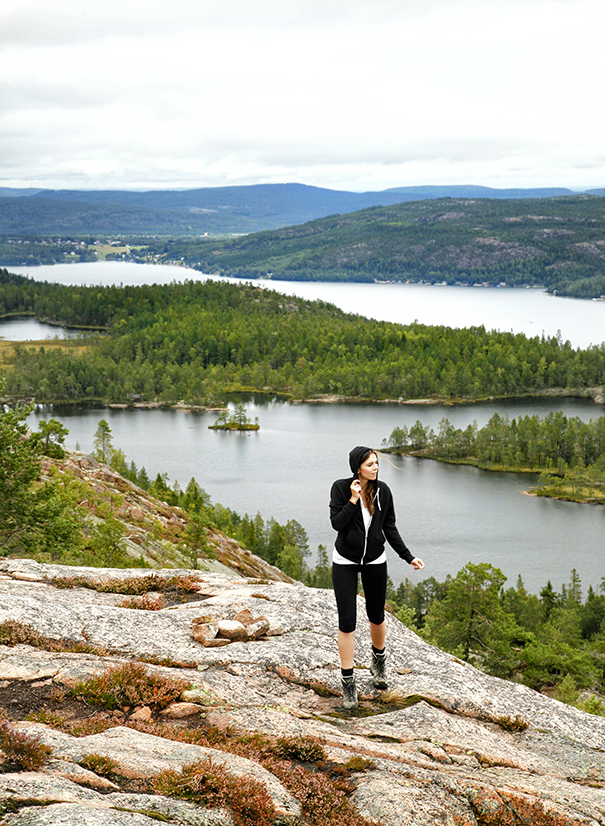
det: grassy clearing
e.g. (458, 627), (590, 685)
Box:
(94, 244), (146, 259)
(0, 338), (90, 368)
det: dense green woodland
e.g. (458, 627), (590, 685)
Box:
(383, 412), (605, 504)
(1, 184), (589, 238)
(144, 194), (605, 298)
(1, 271), (604, 404)
(389, 563), (605, 711)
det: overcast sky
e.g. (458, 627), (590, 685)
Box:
(1, 0), (604, 191)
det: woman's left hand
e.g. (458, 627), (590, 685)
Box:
(410, 557), (424, 570)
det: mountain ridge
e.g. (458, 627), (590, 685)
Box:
(0, 182), (593, 236)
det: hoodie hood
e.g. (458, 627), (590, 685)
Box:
(349, 445), (374, 476)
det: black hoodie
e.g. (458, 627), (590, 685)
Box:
(329, 466), (414, 565)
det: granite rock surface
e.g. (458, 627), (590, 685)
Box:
(1, 558), (604, 825)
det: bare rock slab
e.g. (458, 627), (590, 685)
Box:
(1, 801), (230, 826)
(3, 559), (605, 825)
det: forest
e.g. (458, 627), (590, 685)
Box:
(388, 563), (605, 713)
(381, 411), (605, 504)
(2, 184), (593, 238)
(1, 270), (604, 405)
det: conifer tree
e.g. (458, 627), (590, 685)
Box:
(92, 419), (114, 464)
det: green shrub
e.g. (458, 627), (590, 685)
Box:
(51, 573), (200, 595)
(579, 694), (605, 716)
(0, 619), (108, 657)
(555, 674), (580, 705)
(26, 709), (70, 728)
(118, 593), (165, 610)
(71, 662), (190, 711)
(79, 753), (119, 778)
(341, 755), (376, 773)
(272, 735), (327, 763)
(66, 714), (115, 737)
(281, 765), (377, 826)
(496, 715), (529, 732)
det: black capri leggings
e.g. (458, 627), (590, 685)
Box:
(332, 562), (387, 633)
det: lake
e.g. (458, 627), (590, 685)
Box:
(9, 261), (605, 348)
(6, 261), (604, 596)
(27, 397), (605, 597)
(0, 316), (82, 341)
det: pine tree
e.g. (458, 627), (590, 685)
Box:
(92, 419), (114, 464)
(422, 562), (527, 677)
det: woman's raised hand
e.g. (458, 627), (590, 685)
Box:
(349, 479), (362, 504)
(410, 557), (424, 570)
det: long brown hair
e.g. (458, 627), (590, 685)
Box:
(358, 449), (378, 516)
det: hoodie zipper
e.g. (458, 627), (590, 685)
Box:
(361, 489), (380, 564)
(360, 501), (371, 563)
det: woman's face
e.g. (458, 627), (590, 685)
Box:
(358, 453), (379, 482)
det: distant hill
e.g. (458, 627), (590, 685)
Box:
(147, 194), (605, 298)
(0, 182), (586, 236)
(384, 184), (574, 199)
(0, 187), (43, 198)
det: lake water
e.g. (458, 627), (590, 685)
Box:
(6, 262), (605, 596)
(27, 397), (605, 597)
(0, 316), (81, 341)
(9, 261), (605, 348)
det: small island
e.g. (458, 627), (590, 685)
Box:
(208, 404), (259, 431)
(380, 412), (605, 506)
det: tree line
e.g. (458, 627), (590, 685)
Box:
(388, 563), (605, 715)
(382, 411), (605, 503)
(1, 271), (604, 405)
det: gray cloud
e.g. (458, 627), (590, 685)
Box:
(1, 81), (112, 112)
(1, 0), (603, 190)
(0, 0), (432, 47)
(2, 0), (587, 48)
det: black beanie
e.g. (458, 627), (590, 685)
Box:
(349, 445), (373, 475)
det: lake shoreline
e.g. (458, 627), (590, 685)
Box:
(0, 311), (106, 332)
(381, 448), (605, 507)
(3, 386), (603, 410)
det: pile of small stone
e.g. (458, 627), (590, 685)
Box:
(191, 608), (283, 647)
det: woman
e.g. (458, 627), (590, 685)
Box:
(330, 445), (424, 709)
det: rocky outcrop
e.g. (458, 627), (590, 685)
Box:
(1, 558), (604, 825)
(45, 451), (294, 582)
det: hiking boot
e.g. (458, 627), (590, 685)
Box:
(370, 651), (388, 689)
(341, 675), (358, 710)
